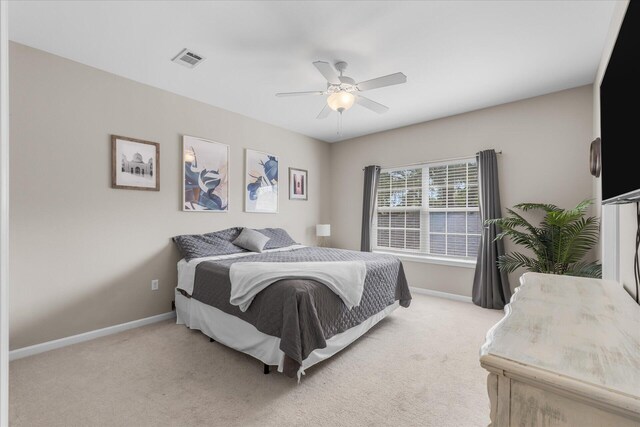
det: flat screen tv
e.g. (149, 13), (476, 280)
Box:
(600, 1), (639, 204)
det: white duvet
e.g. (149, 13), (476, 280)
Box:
(229, 261), (367, 312)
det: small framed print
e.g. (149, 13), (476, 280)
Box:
(289, 167), (308, 201)
(111, 135), (160, 191)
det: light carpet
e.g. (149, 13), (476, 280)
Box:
(9, 294), (503, 426)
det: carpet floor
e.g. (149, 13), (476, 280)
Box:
(9, 294), (503, 427)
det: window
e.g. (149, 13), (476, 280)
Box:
(374, 158), (480, 261)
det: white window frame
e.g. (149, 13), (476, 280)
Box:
(373, 158), (480, 268)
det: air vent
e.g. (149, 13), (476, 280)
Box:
(172, 48), (205, 68)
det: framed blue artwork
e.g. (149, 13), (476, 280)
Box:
(183, 135), (229, 212)
(245, 149), (278, 213)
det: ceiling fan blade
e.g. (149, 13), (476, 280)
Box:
(356, 95), (389, 114)
(356, 72), (407, 91)
(313, 61), (341, 85)
(316, 104), (332, 119)
(275, 91), (325, 97)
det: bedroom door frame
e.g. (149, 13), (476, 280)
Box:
(0, 1), (9, 425)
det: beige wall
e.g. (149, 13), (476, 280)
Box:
(9, 43), (330, 350)
(330, 86), (594, 297)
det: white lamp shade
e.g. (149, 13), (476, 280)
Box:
(327, 92), (355, 112)
(316, 224), (331, 237)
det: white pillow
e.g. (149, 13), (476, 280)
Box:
(232, 228), (270, 253)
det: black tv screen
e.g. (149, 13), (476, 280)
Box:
(600, 1), (639, 204)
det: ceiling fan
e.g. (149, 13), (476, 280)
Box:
(276, 61), (407, 119)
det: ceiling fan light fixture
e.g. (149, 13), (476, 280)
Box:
(327, 91), (355, 112)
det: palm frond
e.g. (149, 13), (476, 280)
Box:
(559, 217), (600, 264)
(569, 199), (593, 215)
(563, 261), (602, 278)
(490, 208), (542, 237)
(513, 202), (561, 213)
(545, 210), (582, 227)
(497, 252), (541, 273)
(496, 228), (548, 261)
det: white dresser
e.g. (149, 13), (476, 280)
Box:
(480, 272), (640, 426)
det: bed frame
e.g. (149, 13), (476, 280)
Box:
(207, 336), (270, 374)
(175, 288), (399, 378)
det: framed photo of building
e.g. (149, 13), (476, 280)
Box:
(111, 135), (160, 191)
(245, 149), (278, 213)
(183, 135), (229, 212)
(289, 167), (308, 200)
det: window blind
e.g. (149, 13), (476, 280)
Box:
(374, 158), (481, 259)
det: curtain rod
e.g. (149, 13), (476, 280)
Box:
(363, 151), (503, 171)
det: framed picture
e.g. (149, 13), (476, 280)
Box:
(183, 135), (229, 212)
(245, 149), (278, 213)
(111, 135), (160, 191)
(289, 167), (308, 200)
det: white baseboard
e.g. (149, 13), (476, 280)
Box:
(410, 286), (473, 303)
(9, 311), (176, 361)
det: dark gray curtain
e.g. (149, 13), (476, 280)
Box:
(361, 165), (380, 252)
(472, 150), (511, 309)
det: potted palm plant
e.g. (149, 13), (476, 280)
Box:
(487, 200), (601, 278)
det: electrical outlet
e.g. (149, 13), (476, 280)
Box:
(151, 279), (159, 291)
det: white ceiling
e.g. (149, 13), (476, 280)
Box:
(9, 1), (616, 143)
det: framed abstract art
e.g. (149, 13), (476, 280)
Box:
(245, 149), (278, 213)
(183, 135), (229, 212)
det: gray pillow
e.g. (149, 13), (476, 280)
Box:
(173, 232), (246, 261)
(208, 227), (243, 242)
(232, 228), (270, 253)
(253, 228), (298, 249)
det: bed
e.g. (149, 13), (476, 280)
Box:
(173, 228), (411, 379)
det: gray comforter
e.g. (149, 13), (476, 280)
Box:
(190, 247), (411, 377)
